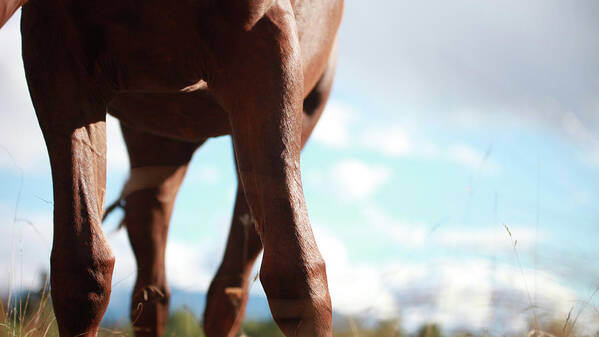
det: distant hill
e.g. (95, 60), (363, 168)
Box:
(104, 286), (272, 324)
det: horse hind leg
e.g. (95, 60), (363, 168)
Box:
(112, 123), (198, 337)
(203, 51), (337, 337)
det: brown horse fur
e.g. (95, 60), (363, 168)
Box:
(105, 50), (337, 337)
(1, 0), (342, 336)
(0, 0), (25, 27)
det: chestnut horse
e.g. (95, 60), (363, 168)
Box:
(1, 0), (342, 336)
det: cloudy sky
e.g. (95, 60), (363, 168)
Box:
(2, 0), (599, 334)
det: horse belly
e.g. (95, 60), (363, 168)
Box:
(108, 90), (231, 142)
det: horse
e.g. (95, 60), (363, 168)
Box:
(1, 0), (343, 336)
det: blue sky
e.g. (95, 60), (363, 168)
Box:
(2, 0), (599, 334)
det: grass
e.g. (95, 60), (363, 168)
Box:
(0, 286), (583, 337)
(1, 281), (57, 337)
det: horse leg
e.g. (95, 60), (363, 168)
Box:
(22, 33), (114, 337)
(204, 51), (337, 337)
(39, 115), (113, 337)
(115, 124), (197, 337)
(210, 7), (332, 336)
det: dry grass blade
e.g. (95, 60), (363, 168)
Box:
(41, 319), (55, 337)
(503, 223), (539, 329)
(562, 306), (573, 335)
(503, 223), (512, 239)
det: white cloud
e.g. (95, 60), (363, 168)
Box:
(312, 101), (355, 148)
(434, 261), (495, 330)
(386, 259), (587, 333)
(446, 144), (500, 175)
(435, 225), (540, 253)
(361, 125), (440, 158)
(362, 126), (412, 156)
(561, 111), (599, 167)
(330, 159), (391, 201)
(361, 205), (429, 248)
(165, 240), (219, 291)
(312, 221), (592, 333)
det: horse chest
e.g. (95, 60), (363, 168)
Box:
(25, 1), (216, 92)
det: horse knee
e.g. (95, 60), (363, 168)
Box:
(50, 249), (115, 336)
(260, 254), (328, 298)
(50, 236), (116, 295)
(260, 255), (332, 336)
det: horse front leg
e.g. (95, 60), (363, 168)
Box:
(43, 121), (114, 337)
(204, 50), (337, 337)
(21, 7), (117, 334)
(40, 118), (114, 337)
(25, 73), (113, 337)
(210, 5), (332, 336)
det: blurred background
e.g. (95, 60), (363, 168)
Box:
(2, 1), (599, 336)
